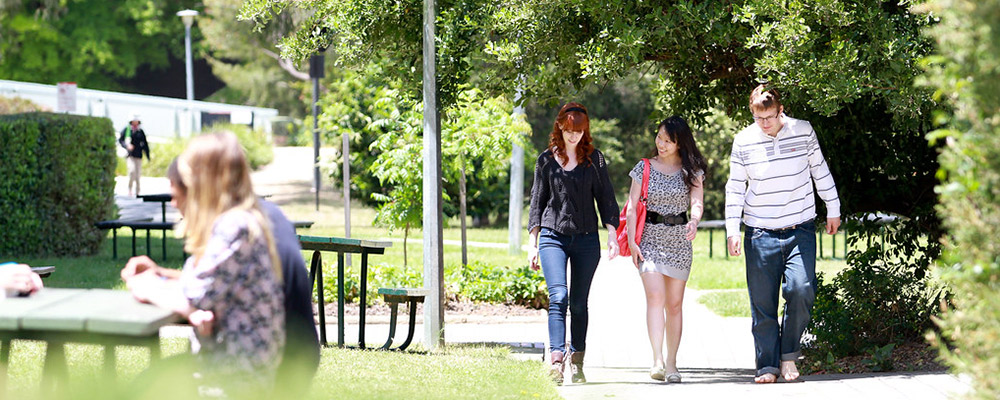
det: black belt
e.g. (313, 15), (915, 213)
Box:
(755, 221), (810, 232)
(645, 211), (688, 226)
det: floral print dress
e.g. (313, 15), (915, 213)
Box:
(179, 209), (285, 392)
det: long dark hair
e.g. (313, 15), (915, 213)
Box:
(651, 116), (707, 188)
(548, 102), (594, 167)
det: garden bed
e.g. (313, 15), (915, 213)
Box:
(803, 342), (946, 375)
(320, 300), (546, 324)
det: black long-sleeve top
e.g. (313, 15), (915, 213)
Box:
(528, 149), (620, 235)
(118, 126), (150, 160)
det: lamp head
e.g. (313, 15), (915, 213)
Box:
(176, 9), (199, 28)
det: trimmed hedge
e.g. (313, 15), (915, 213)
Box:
(0, 112), (116, 256)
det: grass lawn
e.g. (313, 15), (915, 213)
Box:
(3, 339), (557, 400)
(689, 232), (851, 317)
(696, 290), (750, 318)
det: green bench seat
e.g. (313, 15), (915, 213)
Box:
(378, 288), (428, 351)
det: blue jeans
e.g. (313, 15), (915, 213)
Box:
(538, 228), (601, 354)
(744, 221), (817, 377)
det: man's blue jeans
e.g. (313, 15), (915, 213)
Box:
(744, 221), (817, 377)
(538, 228), (601, 354)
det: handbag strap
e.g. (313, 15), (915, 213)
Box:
(640, 158), (650, 202)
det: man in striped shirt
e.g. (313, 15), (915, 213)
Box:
(725, 85), (841, 384)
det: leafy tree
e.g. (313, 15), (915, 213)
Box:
(0, 0), (192, 89)
(442, 87), (530, 264)
(242, 0), (952, 361)
(366, 89), (425, 267)
(920, 0), (1000, 396)
(242, 0), (942, 224)
(344, 84), (529, 266)
(199, 0), (314, 117)
(320, 62), (400, 208)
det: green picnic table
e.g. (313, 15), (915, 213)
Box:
(298, 235), (392, 348)
(0, 288), (182, 389)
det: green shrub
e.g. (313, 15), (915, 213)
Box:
(144, 139), (191, 177)
(0, 96), (46, 114)
(807, 262), (945, 359)
(216, 123), (274, 169)
(319, 260), (547, 308)
(0, 112), (116, 256)
(921, 0), (1000, 396)
(450, 261), (548, 308)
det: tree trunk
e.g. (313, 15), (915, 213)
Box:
(460, 161), (468, 266)
(403, 222), (409, 268)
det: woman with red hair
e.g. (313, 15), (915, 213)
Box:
(527, 102), (620, 384)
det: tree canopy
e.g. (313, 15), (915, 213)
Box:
(0, 0), (192, 89)
(241, 0), (941, 221)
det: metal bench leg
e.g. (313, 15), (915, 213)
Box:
(309, 251), (326, 346)
(359, 251), (369, 349)
(148, 337), (162, 368)
(380, 301), (400, 350)
(42, 341), (68, 393)
(397, 299), (420, 351)
(112, 228), (118, 259)
(146, 229), (152, 256)
(337, 252), (345, 348)
(131, 228), (137, 257)
(1, 339), (9, 392)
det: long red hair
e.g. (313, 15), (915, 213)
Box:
(548, 102), (594, 166)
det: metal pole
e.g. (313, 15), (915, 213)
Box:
(344, 122), (352, 267)
(184, 24), (195, 134)
(422, 0), (444, 349)
(312, 68), (321, 211)
(508, 86), (525, 255)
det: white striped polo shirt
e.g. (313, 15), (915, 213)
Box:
(724, 116), (840, 238)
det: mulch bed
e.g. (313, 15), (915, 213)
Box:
(803, 342), (947, 374)
(319, 300), (545, 319)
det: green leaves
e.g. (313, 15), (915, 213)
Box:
(0, 112), (116, 257)
(921, 1), (1000, 396)
(0, 0), (186, 88)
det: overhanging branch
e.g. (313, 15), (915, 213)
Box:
(261, 48), (311, 81)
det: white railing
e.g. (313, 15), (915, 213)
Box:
(0, 79), (279, 141)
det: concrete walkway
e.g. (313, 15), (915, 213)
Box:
(294, 252), (969, 400)
(554, 254), (969, 399)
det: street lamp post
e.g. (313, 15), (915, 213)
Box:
(177, 9), (199, 135)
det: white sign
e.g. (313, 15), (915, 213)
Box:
(56, 82), (77, 113)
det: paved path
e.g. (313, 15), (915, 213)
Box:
(554, 254), (969, 399)
(128, 148), (970, 399)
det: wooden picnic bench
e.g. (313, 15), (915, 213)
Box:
(0, 288), (182, 390)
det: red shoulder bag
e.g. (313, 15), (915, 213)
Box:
(616, 159), (650, 257)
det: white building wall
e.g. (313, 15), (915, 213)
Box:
(0, 79), (279, 142)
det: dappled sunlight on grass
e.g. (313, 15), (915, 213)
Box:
(310, 346), (558, 400)
(2, 340), (557, 400)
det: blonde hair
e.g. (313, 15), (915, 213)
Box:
(176, 132), (281, 282)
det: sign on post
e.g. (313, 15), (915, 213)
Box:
(56, 82), (77, 113)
